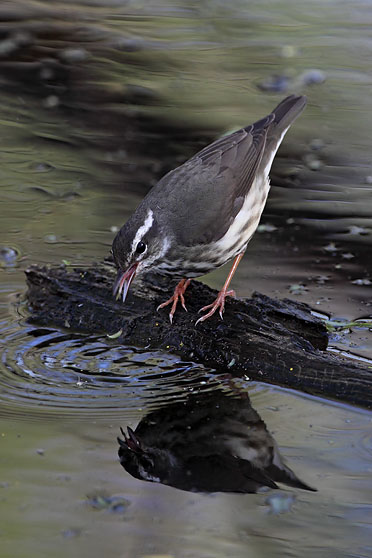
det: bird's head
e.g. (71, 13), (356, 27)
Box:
(118, 426), (177, 484)
(112, 208), (169, 303)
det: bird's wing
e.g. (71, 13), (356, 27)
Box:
(153, 114), (274, 245)
(195, 113), (274, 200)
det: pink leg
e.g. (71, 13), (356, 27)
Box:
(196, 252), (245, 325)
(157, 278), (191, 324)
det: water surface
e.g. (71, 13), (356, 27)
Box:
(1, 1), (372, 557)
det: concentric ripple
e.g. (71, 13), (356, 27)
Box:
(0, 321), (215, 419)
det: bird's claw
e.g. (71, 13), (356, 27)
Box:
(156, 279), (191, 323)
(195, 289), (235, 325)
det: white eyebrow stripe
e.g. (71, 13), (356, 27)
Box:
(131, 209), (154, 256)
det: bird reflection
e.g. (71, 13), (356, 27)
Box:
(118, 389), (316, 494)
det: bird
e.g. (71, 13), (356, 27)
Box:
(112, 95), (307, 324)
(117, 390), (316, 493)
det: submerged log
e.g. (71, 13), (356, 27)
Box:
(25, 262), (372, 408)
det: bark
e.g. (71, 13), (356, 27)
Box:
(25, 262), (372, 409)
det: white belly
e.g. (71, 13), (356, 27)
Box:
(211, 125), (289, 262)
(212, 174), (271, 260)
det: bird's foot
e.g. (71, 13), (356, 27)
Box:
(195, 289), (236, 325)
(157, 278), (191, 324)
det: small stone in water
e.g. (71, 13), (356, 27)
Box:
(44, 234), (57, 244)
(0, 246), (19, 267)
(299, 69), (326, 86)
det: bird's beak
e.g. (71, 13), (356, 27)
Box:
(113, 262), (138, 303)
(118, 426), (142, 452)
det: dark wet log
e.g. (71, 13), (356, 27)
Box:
(25, 263), (372, 409)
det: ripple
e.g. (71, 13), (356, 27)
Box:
(0, 321), (215, 419)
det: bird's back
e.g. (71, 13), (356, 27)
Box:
(151, 95), (306, 249)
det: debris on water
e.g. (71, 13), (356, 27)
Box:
(257, 223), (278, 233)
(351, 278), (371, 286)
(36, 448), (45, 456)
(315, 296), (331, 305)
(342, 252), (354, 259)
(348, 225), (369, 236)
(324, 318), (372, 333)
(86, 492), (130, 514)
(59, 47), (89, 63)
(323, 242), (339, 253)
(364, 175), (372, 184)
(265, 492), (296, 514)
(107, 329), (123, 339)
(310, 138), (325, 151)
(110, 225), (119, 233)
(76, 378), (88, 387)
(289, 283), (308, 295)
(315, 275), (330, 285)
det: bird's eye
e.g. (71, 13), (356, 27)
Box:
(135, 241), (146, 254)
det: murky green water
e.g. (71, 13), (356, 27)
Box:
(1, 1), (372, 557)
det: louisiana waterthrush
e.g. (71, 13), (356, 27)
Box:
(113, 95), (306, 323)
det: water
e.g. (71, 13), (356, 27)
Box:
(1, 1), (372, 557)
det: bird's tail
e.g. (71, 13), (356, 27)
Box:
(270, 94), (307, 135)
